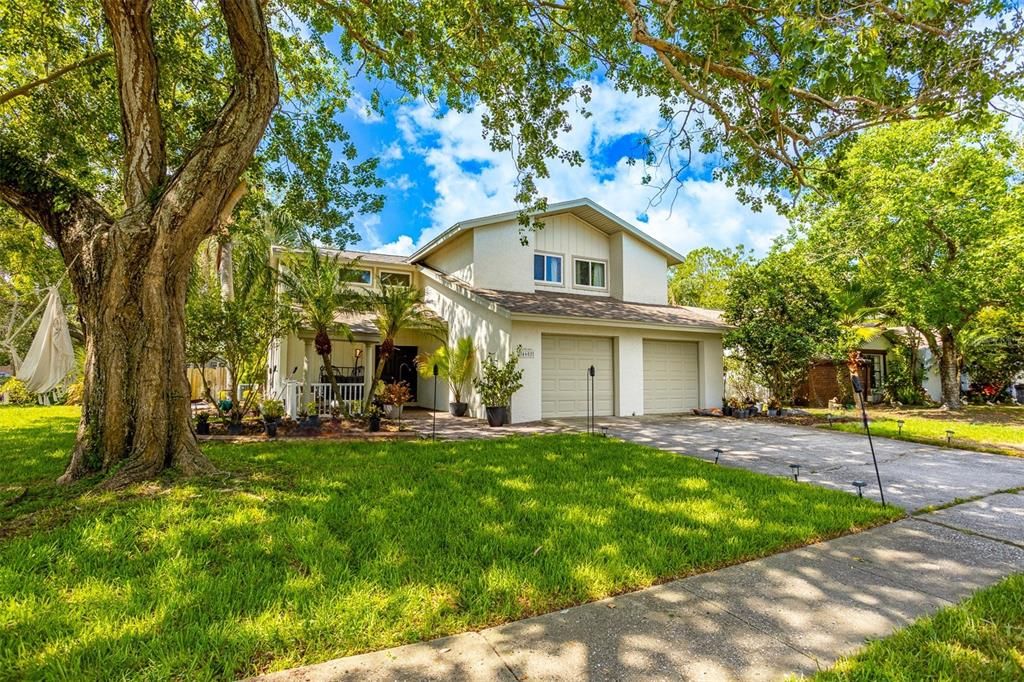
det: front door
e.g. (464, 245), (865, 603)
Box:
(376, 345), (418, 401)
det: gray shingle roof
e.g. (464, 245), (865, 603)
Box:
(470, 288), (728, 330)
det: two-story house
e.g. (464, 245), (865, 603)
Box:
(269, 198), (727, 422)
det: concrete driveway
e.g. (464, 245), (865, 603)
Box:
(593, 415), (1024, 512)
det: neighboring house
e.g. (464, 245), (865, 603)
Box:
(269, 198), (728, 421)
(795, 335), (893, 407)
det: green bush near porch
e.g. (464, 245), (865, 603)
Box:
(0, 406), (900, 680)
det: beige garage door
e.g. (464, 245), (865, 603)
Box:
(541, 335), (614, 418)
(643, 340), (699, 414)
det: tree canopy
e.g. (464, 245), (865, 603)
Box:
(795, 117), (1024, 406)
(669, 245), (752, 309)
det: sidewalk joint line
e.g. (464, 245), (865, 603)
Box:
(910, 516), (1024, 551)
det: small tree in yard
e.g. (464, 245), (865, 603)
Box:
(364, 285), (445, 411)
(278, 242), (367, 407)
(724, 252), (840, 404)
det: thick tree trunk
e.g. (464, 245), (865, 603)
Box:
(938, 327), (962, 409)
(59, 224), (217, 488)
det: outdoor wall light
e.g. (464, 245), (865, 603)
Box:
(897, 419), (905, 436)
(946, 429), (954, 445)
(789, 463), (801, 482)
(713, 448), (723, 465)
(852, 480), (867, 498)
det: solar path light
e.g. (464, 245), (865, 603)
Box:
(789, 463), (801, 482)
(897, 419), (905, 437)
(852, 480), (867, 498)
(946, 430), (954, 446)
(713, 448), (722, 465)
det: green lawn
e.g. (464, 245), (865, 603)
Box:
(812, 573), (1024, 681)
(815, 406), (1024, 458)
(0, 406), (900, 680)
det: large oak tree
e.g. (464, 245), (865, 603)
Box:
(1, 0), (1020, 486)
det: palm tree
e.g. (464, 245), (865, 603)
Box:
(418, 335), (476, 412)
(278, 241), (366, 407)
(364, 284), (445, 410)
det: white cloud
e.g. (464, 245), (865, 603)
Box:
(373, 81), (788, 256)
(388, 174), (415, 193)
(379, 141), (404, 163)
(349, 92), (383, 124)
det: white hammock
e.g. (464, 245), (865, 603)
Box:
(16, 287), (76, 394)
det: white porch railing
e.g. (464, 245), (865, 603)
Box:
(283, 381), (364, 417)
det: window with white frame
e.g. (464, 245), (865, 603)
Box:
(533, 253), (562, 284)
(574, 258), (606, 288)
(352, 269), (372, 285)
(379, 271), (411, 287)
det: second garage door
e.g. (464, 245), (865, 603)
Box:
(643, 340), (699, 414)
(541, 335), (614, 418)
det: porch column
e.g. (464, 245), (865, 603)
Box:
(363, 342), (375, 403)
(303, 338), (315, 406)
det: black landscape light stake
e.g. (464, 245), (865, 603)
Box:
(789, 463), (801, 482)
(852, 373), (887, 507)
(897, 419), (905, 437)
(852, 480), (867, 498)
(432, 363), (438, 441)
(588, 365), (596, 435)
(713, 448), (722, 465)
(946, 429), (954, 446)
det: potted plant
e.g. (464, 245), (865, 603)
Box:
(366, 403), (383, 432)
(725, 397), (741, 417)
(226, 408), (245, 435)
(474, 346), (524, 427)
(380, 381), (411, 419)
(261, 399), (284, 437)
(418, 336), (476, 417)
(767, 397), (782, 417)
(304, 401), (320, 427)
(195, 412), (211, 435)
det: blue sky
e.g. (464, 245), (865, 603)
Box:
(335, 76), (790, 257)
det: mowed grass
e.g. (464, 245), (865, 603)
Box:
(812, 573), (1024, 681)
(819, 406), (1024, 458)
(0, 406), (901, 680)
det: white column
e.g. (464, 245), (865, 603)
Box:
(303, 338), (315, 406)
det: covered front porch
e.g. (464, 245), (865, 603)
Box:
(271, 325), (446, 418)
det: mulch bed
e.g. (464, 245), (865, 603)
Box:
(197, 417), (420, 442)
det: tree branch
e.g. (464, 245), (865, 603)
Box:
(0, 52), (113, 108)
(101, 0), (166, 210)
(155, 0), (279, 248)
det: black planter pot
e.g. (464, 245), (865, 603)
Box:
(306, 414), (320, 428)
(367, 415), (381, 432)
(485, 406), (507, 427)
(449, 401), (469, 417)
(722, 406), (733, 417)
(196, 421), (210, 436)
(264, 420), (278, 437)
(227, 422), (244, 436)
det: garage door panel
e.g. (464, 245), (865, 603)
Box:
(541, 335), (614, 418)
(643, 340), (699, 414)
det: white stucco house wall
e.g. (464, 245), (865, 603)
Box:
(269, 198), (728, 422)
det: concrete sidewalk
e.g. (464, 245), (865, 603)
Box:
(253, 491), (1024, 682)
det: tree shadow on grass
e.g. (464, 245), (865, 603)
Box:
(1, 433), (899, 680)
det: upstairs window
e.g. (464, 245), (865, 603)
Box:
(574, 259), (606, 289)
(379, 271), (412, 287)
(534, 253), (562, 284)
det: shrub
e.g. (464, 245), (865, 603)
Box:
(474, 347), (524, 407)
(1, 378), (35, 406)
(260, 399), (285, 421)
(64, 379), (85, 406)
(379, 381), (411, 407)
